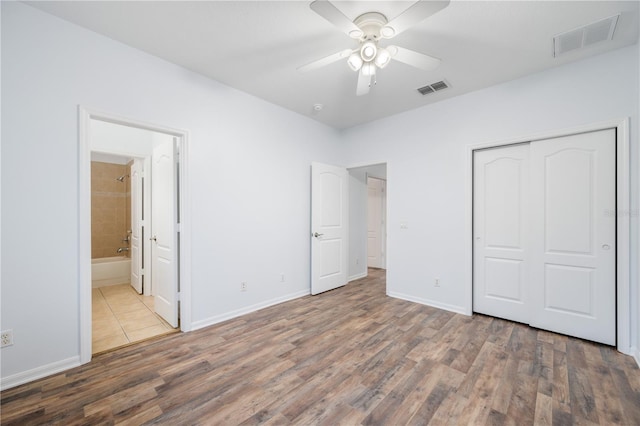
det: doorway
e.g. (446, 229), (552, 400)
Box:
(347, 163), (388, 282)
(90, 150), (176, 354)
(79, 108), (191, 363)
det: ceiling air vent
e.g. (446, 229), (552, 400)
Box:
(553, 14), (619, 57)
(418, 80), (449, 95)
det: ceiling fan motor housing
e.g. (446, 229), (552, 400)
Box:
(354, 12), (388, 40)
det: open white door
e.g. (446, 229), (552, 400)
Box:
(151, 139), (179, 328)
(311, 162), (348, 295)
(130, 158), (143, 294)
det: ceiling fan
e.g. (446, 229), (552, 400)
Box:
(298, 0), (450, 96)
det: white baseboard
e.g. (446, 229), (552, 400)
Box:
(348, 272), (367, 282)
(1, 356), (81, 391)
(191, 290), (310, 331)
(387, 291), (467, 316)
(632, 346), (640, 368)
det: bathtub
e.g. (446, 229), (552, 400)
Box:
(92, 256), (131, 288)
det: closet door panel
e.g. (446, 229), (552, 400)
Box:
(529, 129), (616, 345)
(473, 144), (530, 323)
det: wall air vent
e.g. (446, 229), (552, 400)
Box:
(417, 80), (449, 95)
(553, 14), (619, 57)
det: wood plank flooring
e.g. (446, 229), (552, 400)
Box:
(2, 269), (639, 425)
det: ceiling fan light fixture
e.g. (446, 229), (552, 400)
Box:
(380, 26), (396, 38)
(349, 29), (364, 39)
(375, 48), (391, 68)
(347, 52), (363, 71)
(360, 41), (377, 62)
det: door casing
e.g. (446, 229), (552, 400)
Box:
(79, 106), (192, 364)
(465, 118), (631, 355)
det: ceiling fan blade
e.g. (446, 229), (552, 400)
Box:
(387, 45), (441, 71)
(310, 0), (363, 39)
(356, 68), (371, 96)
(381, 0), (450, 39)
(297, 49), (352, 73)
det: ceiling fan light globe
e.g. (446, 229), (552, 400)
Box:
(347, 52), (363, 71)
(375, 48), (391, 68)
(349, 29), (364, 39)
(360, 41), (377, 62)
(380, 26), (396, 38)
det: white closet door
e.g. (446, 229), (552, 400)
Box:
(529, 129), (616, 345)
(473, 144), (530, 324)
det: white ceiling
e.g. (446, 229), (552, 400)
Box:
(26, 1), (639, 129)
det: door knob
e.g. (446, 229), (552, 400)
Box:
(313, 232), (324, 238)
(602, 244), (611, 250)
(150, 236), (157, 242)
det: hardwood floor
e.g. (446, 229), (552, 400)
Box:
(2, 269), (639, 425)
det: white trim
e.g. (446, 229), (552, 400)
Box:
(346, 160), (388, 170)
(190, 290), (310, 331)
(464, 118), (632, 355)
(78, 106), (192, 363)
(78, 107), (92, 363)
(388, 291), (467, 316)
(348, 272), (368, 282)
(632, 346), (640, 367)
(0, 356), (81, 391)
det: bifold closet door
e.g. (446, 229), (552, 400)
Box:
(473, 144), (530, 324)
(529, 129), (616, 345)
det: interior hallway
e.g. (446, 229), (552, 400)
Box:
(92, 284), (177, 354)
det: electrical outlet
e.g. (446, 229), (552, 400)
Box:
(280, 274), (285, 283)
(356, 258), (359, 265)
(1, 330), (14, 347)
(240, 282), (247, 292)
(434, 278), (440, 287)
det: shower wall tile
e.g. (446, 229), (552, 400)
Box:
(91, 161), (132, 259)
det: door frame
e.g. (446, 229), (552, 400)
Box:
(465, 118), (631, 355)
(78, 106), (192, 364)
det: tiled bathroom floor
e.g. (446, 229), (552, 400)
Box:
(92, 284), (177, 354)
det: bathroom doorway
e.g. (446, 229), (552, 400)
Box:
(79, 108), (191, 360)
(90, 152), (175, 354)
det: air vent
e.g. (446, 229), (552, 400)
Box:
(417, 80), (449, 95)
(553, 14), (619, 57)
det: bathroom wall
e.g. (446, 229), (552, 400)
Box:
(91, 161), (131, 259)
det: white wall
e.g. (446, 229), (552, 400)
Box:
(0, 2), (341, 386)
(342, 45), (640, 355)
(2, 1), (639, 387)
(636, 37), (640, 365)
(91, 119), (174, 159)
